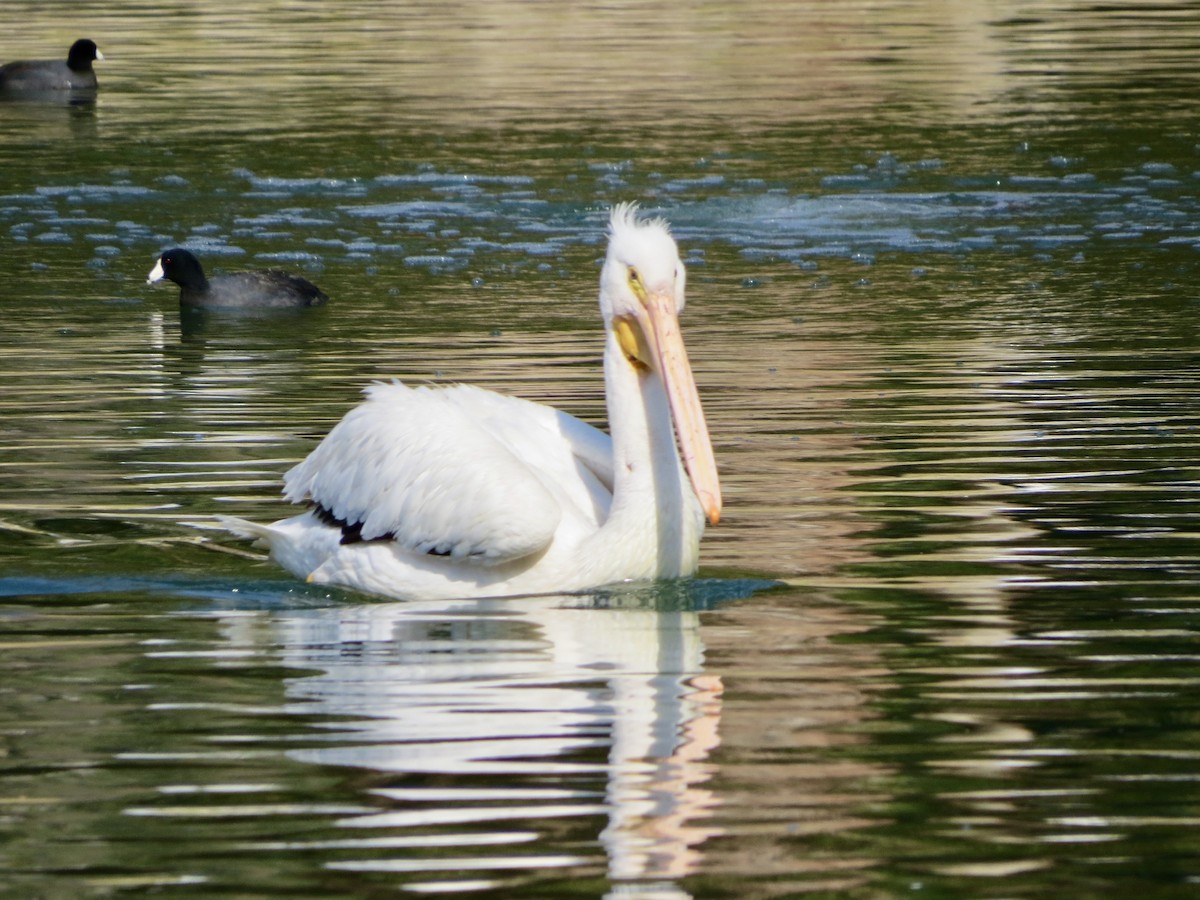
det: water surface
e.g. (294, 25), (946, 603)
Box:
(3, 2), (1200, 896)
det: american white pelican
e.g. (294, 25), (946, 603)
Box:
(222, 203), (721, 600)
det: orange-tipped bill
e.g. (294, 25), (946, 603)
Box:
(637, 290), (722, 524)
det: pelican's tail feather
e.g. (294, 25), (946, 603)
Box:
(216, 514), (275, 544)
(216, 511), (344, 583)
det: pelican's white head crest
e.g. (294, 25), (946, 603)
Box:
(601, 203), (686, 323)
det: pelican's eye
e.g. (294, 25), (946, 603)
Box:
(627, 266), (647, 301)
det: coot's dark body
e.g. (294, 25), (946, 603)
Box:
(147, 249), (329, 309)
(0, 39), (103, 93)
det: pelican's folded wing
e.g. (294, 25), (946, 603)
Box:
(441, 383), (614, 499)
(284, 382), (567, 563)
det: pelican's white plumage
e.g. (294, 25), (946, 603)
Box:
(222, 204), (722, 600)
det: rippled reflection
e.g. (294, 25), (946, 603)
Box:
(214, 583), (737, 890)
(5, 0), (1200, 897)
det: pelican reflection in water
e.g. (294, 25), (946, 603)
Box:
(217, 588), (725, 885)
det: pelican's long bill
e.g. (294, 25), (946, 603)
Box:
(633, 287), (722, 525)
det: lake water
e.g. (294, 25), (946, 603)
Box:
(3, 1), (1200, 896)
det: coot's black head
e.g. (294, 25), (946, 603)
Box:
(67, 39), (102, 72)
(147, 248), (208, 291)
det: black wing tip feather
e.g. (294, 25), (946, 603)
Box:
(312, 503), (381, 545)
(311, 503), (450, 555)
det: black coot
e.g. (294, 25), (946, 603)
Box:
(0, 39), (103, 92)
(147, 249), (329, 309)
